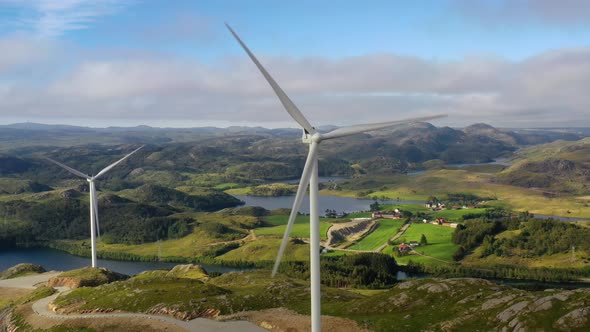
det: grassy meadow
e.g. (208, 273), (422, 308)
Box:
(347, 219), (405, 251)
(323, 169), (590, 218)
(391, 223), (458, 265)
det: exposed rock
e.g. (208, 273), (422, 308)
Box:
(554, 307), (590, 331)
(395, 279), (419, 290)
(481, 294), (517, 310)
(530, 296), (555, 312)
(60, 189), (80, 198)
(0, 263), (46, 280)
(417, 282), (450, 294)
(47, 267), (128, 288)
(148, 303), (220, 321)
(387, 291), (410, 307)
(553, 290), (575, 302)
(497, 300), (529, 322)
(458, 292), (483, 304)
(129, 167), (145, 177)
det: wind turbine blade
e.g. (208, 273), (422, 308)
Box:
(44, 157), (90, 180)
(91, 184), (100, 239)
(94, 145), (144, 179)
(272, 142), (319, 277)
(321, 114), (447, 140)
(225, 23), (316, 135)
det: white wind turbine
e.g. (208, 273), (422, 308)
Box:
(44, 146), (144, 268)
(226, 24), (446, 331)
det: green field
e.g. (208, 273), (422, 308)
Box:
(379, 203), (429, 214)
(346, 211), (372, 218)
(392, 223), (458, 265)
(347, 219), (405, 251)
(323, 170), (590, 218)
(256, 215), (340, 240)
(216, 238), (309, 262)
(263, 215), (311, 226)
(428, 208), (488, 222)
(254, 222), (332, 240)
(96, 229), (223, 258)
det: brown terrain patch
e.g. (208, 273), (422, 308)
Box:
(0, 287), (31, 305)
(16, 303), (186, 332)
(222, 308), (369, 332)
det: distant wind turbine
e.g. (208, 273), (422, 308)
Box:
(226, 24), (446, 332)
(44, 146), (144, 268)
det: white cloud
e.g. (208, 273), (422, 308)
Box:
(0, 38), (589, 128)
(0, 0), (131, 38)
(453, 0), (590, 26)
(0, 34), (56, 72)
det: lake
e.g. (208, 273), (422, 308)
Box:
(0, 248), (244, 276)
(234, 194), (425, 215)
(280, 176), (347, 184)
(235, 193), (589, 222)
(534, 214), (590, 222)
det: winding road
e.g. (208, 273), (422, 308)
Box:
(0, 272), (267, 332)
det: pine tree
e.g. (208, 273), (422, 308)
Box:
(420, 234), (428, 245)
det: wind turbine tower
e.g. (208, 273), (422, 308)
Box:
(45, 146), (144, 268)
(226, 24), (446, 332)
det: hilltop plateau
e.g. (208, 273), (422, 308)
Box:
(1, 263), (590, 331)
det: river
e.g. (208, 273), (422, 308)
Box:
(0, 248), (243, 276)
(234, 194), (424, 215)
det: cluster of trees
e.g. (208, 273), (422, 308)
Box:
(0, 196), (198, 246)
(480, 219), (590, 258)
(280, 253), (399, 289)
(446, 193), (491, 206)
(248, 184), (296, 197)
(404, 261), (589, 283)
(451, 209), (590, 262)
(451, 209), (519, 260)
(324, 209), (347, 218)
(427, 193), (492, 208)
(134, 184), (242, 211)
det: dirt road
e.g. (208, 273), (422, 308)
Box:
(2, 272), (267, 332)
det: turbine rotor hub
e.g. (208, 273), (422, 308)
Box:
(311, 133), (322, 144)
(302, 132), (322, 144)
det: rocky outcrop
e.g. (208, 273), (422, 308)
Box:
(0, 263), (45, 280)
(1, 310), (16, 332)
(166, 264), (209, 281)
(60, 189), (80, 198)
(345, 278), (590, 331)
(47, 277), (87, 289)
(554, 307), (590, 331)
(147, 304), (219, 321)
(47, 267), (128, 289)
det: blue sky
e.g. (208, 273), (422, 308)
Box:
(0, 0), (589, 128)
